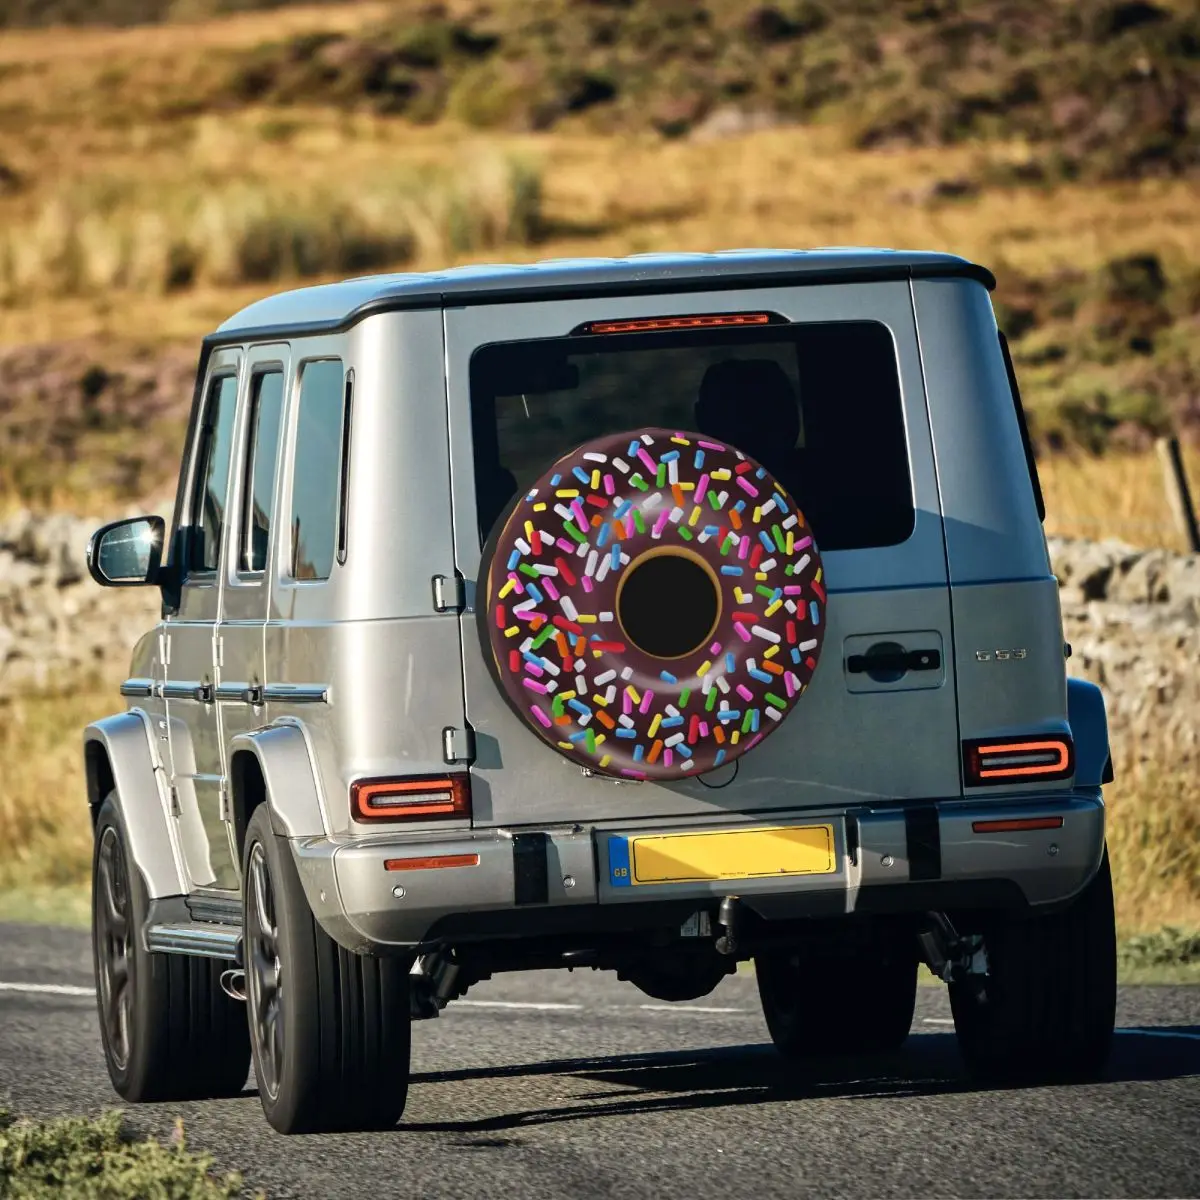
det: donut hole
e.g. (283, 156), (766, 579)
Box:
(618, 550), (720, 661)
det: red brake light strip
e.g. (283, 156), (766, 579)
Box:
(584, 312), (773, 335)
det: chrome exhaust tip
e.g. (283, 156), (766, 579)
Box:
(219, 968), (247, 1002)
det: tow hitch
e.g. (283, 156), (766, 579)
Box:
(714, 895), (741, 956)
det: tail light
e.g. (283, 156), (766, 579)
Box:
(350, 775), (471, 822)
(577, 312), (776, 335)
(963, 735), (1074, 787)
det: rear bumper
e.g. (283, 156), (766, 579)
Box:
(292, 789), (1105, 952)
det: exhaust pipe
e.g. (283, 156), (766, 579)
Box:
(219, 968), (247, 1002)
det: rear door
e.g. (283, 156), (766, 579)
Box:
(164, 352), (241, 889)
(445, 282), (960, 827)
(215, 345), (288, 874)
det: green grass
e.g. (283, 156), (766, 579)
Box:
(0, 1106), (254, 1199)
(0, 886), (93, 929)
(0, 152), (544, 304)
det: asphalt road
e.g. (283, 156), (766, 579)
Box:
(1, 923), (1198, 1199)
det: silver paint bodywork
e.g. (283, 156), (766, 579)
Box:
(83, 249), (1111, 952)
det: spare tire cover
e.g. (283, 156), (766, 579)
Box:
(479, 428), (826, 780)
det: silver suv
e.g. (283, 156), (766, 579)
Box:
(85, 249), (1117, 1134)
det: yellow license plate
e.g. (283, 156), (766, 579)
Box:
(608, 824), (837, 887)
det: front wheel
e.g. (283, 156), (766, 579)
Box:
(951, 848), (1117, 1083)
(243, 806), (412, 1134)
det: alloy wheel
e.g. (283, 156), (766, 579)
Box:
(96, 825), (133, 1070)
(246, 842), (283, 1100)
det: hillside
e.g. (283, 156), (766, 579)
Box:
(0, 0), (1198, 514)
(4, 0), (1198, 178)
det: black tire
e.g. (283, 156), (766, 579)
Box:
(91, 792), (250, 1102)
(242, 806), (412, 1134)
(950, 848), (1117, 1084)
(755, 930), (918, 1059)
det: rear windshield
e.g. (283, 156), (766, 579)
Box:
(469, 320), (913, 552)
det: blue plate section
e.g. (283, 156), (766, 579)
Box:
(608, 835), (632, 887)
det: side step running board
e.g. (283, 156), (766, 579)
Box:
(146, 921), (242, 963)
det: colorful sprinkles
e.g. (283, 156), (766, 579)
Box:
(482, 428), (827, 779)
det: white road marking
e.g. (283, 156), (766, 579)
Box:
(449, 1000), (582, 1011)
(0, 981), (94, 997)
(923, 1016), (1200, 1042)
(0, 982), (1195, 1042)
(1117, 1027), (1200, 1042)
(639, 1005), (746, 1014)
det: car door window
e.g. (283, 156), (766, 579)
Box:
(240, 370), (285, 574)
(188, 374), (239, 575)
(289, 359), (348, 582)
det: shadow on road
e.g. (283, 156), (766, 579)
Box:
(401, 1030), (1200, 1134)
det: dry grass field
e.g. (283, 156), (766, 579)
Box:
(0, 1), (1198, 949)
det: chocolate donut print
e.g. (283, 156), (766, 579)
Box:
(479, 428), (827, 780)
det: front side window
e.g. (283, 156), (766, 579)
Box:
(188, 373), (239, 574)
(241, 370), (285, 573)
(469, 320), (913, 552)
(289, 359), (346, 582)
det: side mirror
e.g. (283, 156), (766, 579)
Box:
(86, 516), (165, 587)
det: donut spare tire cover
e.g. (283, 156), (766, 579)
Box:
(479, 428), (826, 780)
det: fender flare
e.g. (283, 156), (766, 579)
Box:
(83, 711), (187, 899)
(229, 721), (327, 840)
(1067, 677), (1112, 788)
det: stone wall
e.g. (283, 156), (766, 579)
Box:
(0, 509), (162, 697)
(1049, 535), (1200, 759)
(1, 515), (1197, 761)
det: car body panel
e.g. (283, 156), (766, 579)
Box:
(83, 709), (187, 899)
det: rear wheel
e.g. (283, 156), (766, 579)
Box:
(756, 928), (918, 1059)
(91, 793), (250, 1101)
(951, 849), (1117, 1083)
(243, 806), (412, 1134)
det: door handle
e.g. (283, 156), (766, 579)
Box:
(846, 648), (941, 674)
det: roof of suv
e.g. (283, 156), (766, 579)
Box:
(213, 247), (994, 341)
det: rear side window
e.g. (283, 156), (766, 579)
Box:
(289, 359), (347, 581)
(188, 373), (239, 574)
(998, 332), (1046, 523)
(469, 320), (913, 552)
(240, 369), (285, 573)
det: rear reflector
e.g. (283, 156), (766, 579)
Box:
(963, 736), (1074, 786)
(384, 853), (480, 871)
(580, 312), (774, 335)
(972, 816), (1065, 834)
(351, 775), (471, 822)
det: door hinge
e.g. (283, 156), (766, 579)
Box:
(432, 573), (466, 614)
(218, 782), (229, 823)
(442, 724), (476, 765)
(169, 784), (181, 817)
